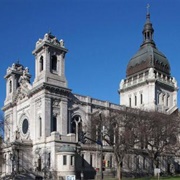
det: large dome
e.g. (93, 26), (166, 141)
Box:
(126, 13), (171, 77)
(126, 45), (170, 76)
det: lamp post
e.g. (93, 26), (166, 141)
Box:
(99, 112), (103, 180)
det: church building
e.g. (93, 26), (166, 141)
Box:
(0, 10), (178, 179)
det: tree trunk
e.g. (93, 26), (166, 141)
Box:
(117, 164), (121, 180)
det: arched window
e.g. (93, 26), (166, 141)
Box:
(71, 115), (83, 142)
(9, 80), (12, 93)
(40, 56), (44, 72)
(51, 116), (57, 132)
(51, 55), (57, 71)
(71, 115), (82, 134)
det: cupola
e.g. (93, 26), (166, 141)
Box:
(126, 9), (171, 77)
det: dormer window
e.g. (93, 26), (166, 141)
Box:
(51, 55), (57, 71)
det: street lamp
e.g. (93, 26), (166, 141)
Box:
(99, 112), (103, 180)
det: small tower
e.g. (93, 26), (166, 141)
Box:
(119, 9), (178, 113)
(32, 33), (68, 88)
(31, 33), (71, 138)
(4, 62), (31, 105)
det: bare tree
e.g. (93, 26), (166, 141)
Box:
(135, 111), (180, 171)
(91, 108), (140, 180)
(91, 108), (180, 180)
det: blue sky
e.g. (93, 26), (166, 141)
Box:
(1, 0), (180, 115)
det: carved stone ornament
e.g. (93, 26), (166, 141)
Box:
(36, 99), (42, 108)
(13, 88), (27, 103)
(18, 90), (26, 100)
(52, 99), (60, 108)
(19, 70), (30, 85)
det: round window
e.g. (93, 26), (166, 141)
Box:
(22, 119), (29, 134)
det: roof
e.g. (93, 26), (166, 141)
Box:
(59, 145), (75, 152)
(126, 13), (170, 77)
(127, 44), (170, 76)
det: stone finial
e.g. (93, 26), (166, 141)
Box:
(60, 39), (64, 47)
(120, 79), (124, 89)
(148, 68), (155, 79)
(172, 77), (177, 88)
(44, 33), (49, 41)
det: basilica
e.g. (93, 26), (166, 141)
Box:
(0, 10), (178, 179)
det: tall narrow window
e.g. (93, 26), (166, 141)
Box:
(166, 95), (169, 107)
(157, 93), (160, 104)
(51, 116), (57, 132)
(82, 154), (84, 167)
(162, 94), (165, 104)
(9, 80), (12, 93)
(40, 56), (44, 72)
(135, 95), (137, 106)
(70, 155), (74, 166)
(48, 153), (51, 168)
(140, 94), (143, 104)
(39, 117), (42, 137)
(143, 157), (146, 170)
(90, 154), (93, 166)
(51, 55), (57, 71)
(129, 97), (131, 107)
(63, 155), (67, 165)
(37, 157), (41, 171)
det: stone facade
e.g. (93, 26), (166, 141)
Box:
(1, 33), (120, 179)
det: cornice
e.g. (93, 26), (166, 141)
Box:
(1, 102), (14, 111)
(30, 82), (72, 97)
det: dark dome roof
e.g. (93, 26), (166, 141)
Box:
(126, 13), (171, 77)
(126, 45), (170, 76)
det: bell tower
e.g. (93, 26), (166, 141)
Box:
(4, 62), (31, 105)
(32, 33), (68, 88)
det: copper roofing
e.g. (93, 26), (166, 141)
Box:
(126, 12), (170, 77)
